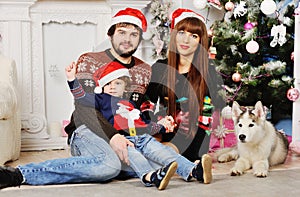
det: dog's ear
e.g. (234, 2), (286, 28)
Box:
(231, 101), (242, 121)
(252, 101), (266, 120)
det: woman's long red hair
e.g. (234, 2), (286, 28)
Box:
(167, 17), (209, 137)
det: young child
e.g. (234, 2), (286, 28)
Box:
(65, 61), (213, 190)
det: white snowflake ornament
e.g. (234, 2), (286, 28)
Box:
(233, 1), (247, 18)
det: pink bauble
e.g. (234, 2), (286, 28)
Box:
(287, 88), (300, 101)
(251, 22), (258, 27)
(244, 22), (254, 30)
(246, 40), (259, 54)
(225, 1), (235, 11)
(232, 72), (241, 82)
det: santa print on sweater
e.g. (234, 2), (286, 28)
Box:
(113, 100), (149, 135)
(68, 79), (163, 137)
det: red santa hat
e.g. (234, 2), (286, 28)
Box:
(111, 7), (147, 32)
(170, 8), (205, 29)
(93, 61), (130, 94)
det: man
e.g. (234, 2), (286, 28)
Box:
(0, 7), (151, 189)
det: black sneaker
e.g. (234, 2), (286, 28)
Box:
(0, 166), (23, 189)
(151, 161), (178, 190)
(192, 154), (212, 184)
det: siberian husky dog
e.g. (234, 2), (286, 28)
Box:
(217, 101), (289, 177)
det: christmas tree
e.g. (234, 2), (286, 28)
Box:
(210, 0), (297, 123)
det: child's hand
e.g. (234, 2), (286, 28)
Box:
(65, 61), (77, 81)
(157, 115), (177, 133)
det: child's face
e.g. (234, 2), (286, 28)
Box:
(103, 78), (126, 98)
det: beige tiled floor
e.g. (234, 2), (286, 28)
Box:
(3, 148), (300, 196)
(6, 147), (300, 175)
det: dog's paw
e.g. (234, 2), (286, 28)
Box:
(217, 154), (232, 163)
(230, 168), (244, 176)
(217, 152), (238, 163)
(253, 170), (268, 178)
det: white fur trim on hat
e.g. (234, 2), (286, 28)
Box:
(174, 12), (205, 27)
(94, 68), (130, 94)
(111, 15), (143, 31)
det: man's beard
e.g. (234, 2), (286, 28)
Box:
(112, 41), (138, 58)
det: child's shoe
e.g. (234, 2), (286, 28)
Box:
(192, 154), (212, 184)
(151, 161), (178, 190)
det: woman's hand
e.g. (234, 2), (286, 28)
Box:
(65, 61), (77, 81)
(157, 115), (177, 133)
(175, 111), (189, 133)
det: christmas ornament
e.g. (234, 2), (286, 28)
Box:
(251, 22), (258, 27)
(221, 105), (232, 119)
(233, 1), (247, 18)
(270, 24), (287, 47)
(209, 46), (217, 59)
(287, 87), (300, 101)
(246, 40), (259, 54)
(225, 1), (235, 11)
(193, 0), (208, 10)
(260, 0), (277, 15)
(244, 21), (254, 30)
(232, 71), (241, 82)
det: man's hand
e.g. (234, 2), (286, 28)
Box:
(109, 134), (134, 165)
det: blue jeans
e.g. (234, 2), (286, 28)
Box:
(17, 125), (121, 185)
(124, 134), (196, 182)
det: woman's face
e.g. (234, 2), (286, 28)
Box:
(175, 30), (200, 57)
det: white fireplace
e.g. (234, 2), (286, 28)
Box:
(0, 0), (150, 150)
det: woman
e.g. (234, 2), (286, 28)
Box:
(146, 8), (224, 162)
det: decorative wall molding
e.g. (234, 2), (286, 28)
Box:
(0, 0), (36, 21)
